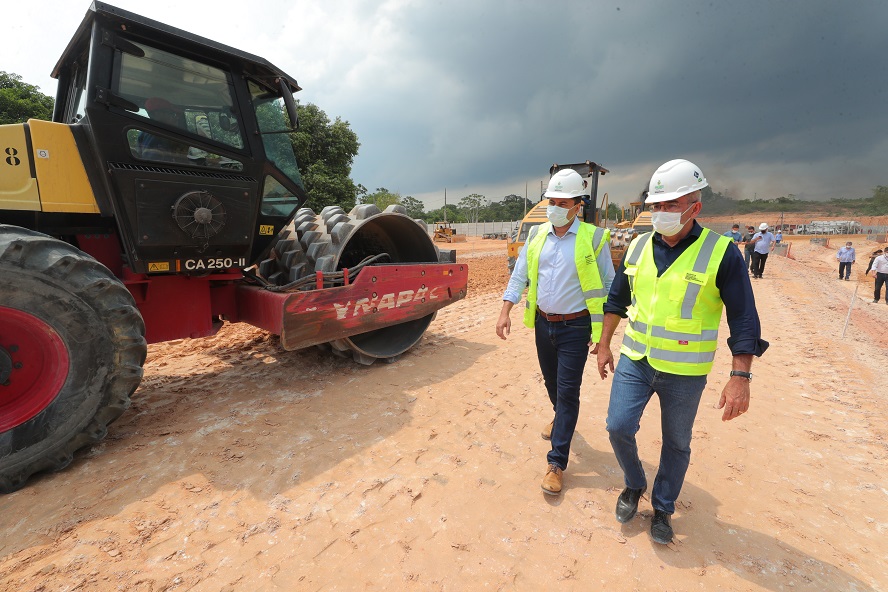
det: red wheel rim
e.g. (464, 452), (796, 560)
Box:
(0, 306), (70, 431)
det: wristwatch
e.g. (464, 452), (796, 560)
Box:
(730, 370), (753, 382)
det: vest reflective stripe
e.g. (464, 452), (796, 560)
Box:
(622, 335), (716, 363)
(624, 232), (652, 296)
(584, 288), (609, 299)
(620, 228), (731, 375)
(523, 221), (609, 342)
(628, 320), (718, 342)
(626, 232), (653, 265)
(680, 230), (722, 319)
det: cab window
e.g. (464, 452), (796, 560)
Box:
(115, 40), (244, 150)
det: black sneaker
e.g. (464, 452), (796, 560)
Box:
(650, 510), (674, 544)
(615, 486), (646, 523)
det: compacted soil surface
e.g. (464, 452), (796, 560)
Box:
(2, 235), (886, 591)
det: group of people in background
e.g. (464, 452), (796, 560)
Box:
(826, 241), (888, 305)
(723, 229), (888, 303)
(724, 223), (776, 278)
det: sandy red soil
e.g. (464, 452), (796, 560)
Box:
(1, 232), (886, 591)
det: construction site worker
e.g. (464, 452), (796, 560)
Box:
(724, 224), (742, 243)
(741, 225), (756, 270)
(865, 248), (883, 275)
(596, 158), (768, 544)
(836, 242), (856, 281)
(870, 250), (888, 304)
(750, 223), (775, 279)
(496, 168), (615, 496)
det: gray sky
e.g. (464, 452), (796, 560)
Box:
(6, 1), (887, 211)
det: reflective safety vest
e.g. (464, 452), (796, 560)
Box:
(523, 221), (610, 342)
(620, 228), (732, 376)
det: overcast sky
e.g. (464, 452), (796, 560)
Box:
(6, 1), (887, 210)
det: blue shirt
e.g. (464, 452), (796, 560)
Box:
(753, 231), (775, 254)
(724, 230), (742, 242)
(503, 217), (615, 314)
(836, 246), (856, 263)
(603, 222), (769, 357)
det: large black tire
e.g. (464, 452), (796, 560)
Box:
(258, 204), (439, 365)
(0, 226), (147, 493)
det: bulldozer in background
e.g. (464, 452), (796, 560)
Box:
(433, 221), (456, 242)
(0, 2), (467, 492)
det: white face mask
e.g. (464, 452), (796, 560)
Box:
(651, 203), (695, 237)
(546, 204), (575, 227)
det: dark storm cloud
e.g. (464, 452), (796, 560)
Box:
(7, 0), (884, 204)
(337, 0), (887, 202)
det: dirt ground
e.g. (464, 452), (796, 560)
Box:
(2, 231), (887, 591)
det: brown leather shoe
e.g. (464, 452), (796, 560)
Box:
(541, 420), (554, 440)
(541, 464), (563, 495)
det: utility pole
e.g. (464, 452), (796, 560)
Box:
(443, 188), (447, 223)
(524, 182), (528, 217)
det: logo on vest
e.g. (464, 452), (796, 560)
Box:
(678, 340), (689, 345)
(585, 254), (595, 264)
(683, 271), (706, 285)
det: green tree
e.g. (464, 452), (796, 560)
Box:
(290, 101), (360, 211)
(458, 193), (488, 224)
(495, 194), (534, 221)
(400, 195), (425, 218)
(425, 204), (462, 223)
(604, 203), (621, 221)
(362, 187), (401, 210)
(0, 72), (54, 125)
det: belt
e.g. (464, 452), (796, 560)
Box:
(536, 308), (590, 322)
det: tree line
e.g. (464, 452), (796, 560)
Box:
(696, 186), (888, 217)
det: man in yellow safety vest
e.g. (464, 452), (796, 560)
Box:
(497, 169), (615, 496)
(596, 159), (768, 544)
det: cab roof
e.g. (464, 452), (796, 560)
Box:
(52, 1), (300, 92)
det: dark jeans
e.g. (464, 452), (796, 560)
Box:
(534, 312), (591, 470)
(875, 273), (888, 302)
(606, 355), (707, 514)
(838, 262), (853, 279)
(744, 248), (753, 269)
(750, 251), (769, 277)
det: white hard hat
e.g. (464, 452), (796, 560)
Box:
(759, 222), (768, 230)
(544, 169), (589, 198)
(645, 159), (709, 204)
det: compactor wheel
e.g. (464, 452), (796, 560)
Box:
(259, 204), (440, 365)
(0, 226), (147, 493)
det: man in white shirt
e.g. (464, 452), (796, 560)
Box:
(496, 169), (615, 496)
(870, 251), (888, 303)
(750, 223), (775, 279)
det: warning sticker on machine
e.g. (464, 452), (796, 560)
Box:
(259, 224), (275, 235)
(148, 262), (170, 272)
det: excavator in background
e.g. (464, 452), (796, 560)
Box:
(0, 2), (467, 492)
